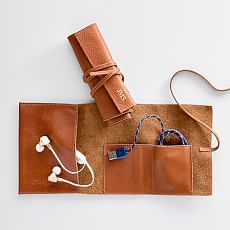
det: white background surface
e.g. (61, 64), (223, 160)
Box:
(1, 0), (230, 229)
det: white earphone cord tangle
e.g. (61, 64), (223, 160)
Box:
(36, 136), (94, 188)
(46, 143), (86, 175)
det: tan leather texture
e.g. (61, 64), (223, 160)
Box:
(68, 23), (135, 126)
(19, 103), (79, 194)
(19, 103), (212, 195)
(104, 144), (193, 195)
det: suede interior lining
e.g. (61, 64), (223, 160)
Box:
(76, 103), (212, 195)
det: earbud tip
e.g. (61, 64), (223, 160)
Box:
(52, 166), (61, 175)
(36, 144), (44, 152)
(40, 136), (50, 145)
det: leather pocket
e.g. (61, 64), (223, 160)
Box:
(104, 144), (193, 195)
(153, 145), (193, 195)
(104, 144), (154, 194)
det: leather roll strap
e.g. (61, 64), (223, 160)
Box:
(68, 23), (135, 126)
(170, 69), (230, 152)
(83, 62), (124, 97)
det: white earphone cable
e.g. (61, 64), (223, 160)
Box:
(47, 144), (85, 175)
(57, 163), (95, 188)
(37, 136), (95, 188)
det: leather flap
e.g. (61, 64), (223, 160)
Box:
(19, 103), (79, 194)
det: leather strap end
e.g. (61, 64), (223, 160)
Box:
(199, 147), (212, 152)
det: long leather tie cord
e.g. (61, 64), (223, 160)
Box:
(83, 62), (124, 97)
(170, 69), (230, 152)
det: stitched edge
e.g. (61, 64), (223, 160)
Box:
(189, 145), (193, 194)
(74, 105), (79, 185)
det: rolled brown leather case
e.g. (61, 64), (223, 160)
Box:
(68, 23), (135, 126)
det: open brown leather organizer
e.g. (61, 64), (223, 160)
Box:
(19, 103), (212, 195)
(19, 23), (229, 195)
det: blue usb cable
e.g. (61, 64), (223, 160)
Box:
(108, 114), (188, 160)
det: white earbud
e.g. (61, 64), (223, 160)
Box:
(48, 166), (62, 183)
(36, 136), (50, 152)
(36, 136), (94, 188)
(48, 164), (94, 188)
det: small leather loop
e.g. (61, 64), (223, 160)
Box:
(83, 62), (124, 97)
(170, 69), (230, 152)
